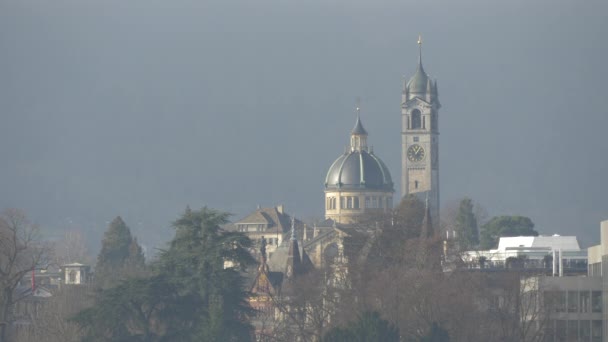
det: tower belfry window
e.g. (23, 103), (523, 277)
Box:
(411, 109), (421, 129)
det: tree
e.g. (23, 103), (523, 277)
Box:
(52, 229), (91, 266)
(95, 216), (145, 288)
(72, 276), (175, 341)
(18, 285), (93, 342)
(322, 311), (399, 342)
(454, 198), (479, 250)
(393, 194), (426, 240)
(0, 209), (48, 342)
(479, 216), (537, 249)
(364, 195), (426, 268)
(75, 207), (256, 342)
(157, 207), (255, 341)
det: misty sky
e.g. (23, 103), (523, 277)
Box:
(1, 0), (607, 249)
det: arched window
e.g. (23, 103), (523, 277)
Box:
(411, 109), (421, 129)
(414, 180), (419, 189)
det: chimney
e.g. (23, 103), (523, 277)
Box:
(276, 205), (284, 214)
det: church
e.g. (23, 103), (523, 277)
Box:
(230, 38), (442, 338)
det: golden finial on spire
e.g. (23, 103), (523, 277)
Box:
(355, 96), (361, 117)
(418, 34), (422, 46)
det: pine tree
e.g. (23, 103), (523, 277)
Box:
(95, 216), (145, 288)
(454, 198), (479, 250)
(75, 207), (255, 341)
(157, 206), (255, 341)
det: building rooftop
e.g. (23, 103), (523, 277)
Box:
(496, 235), (581, 252)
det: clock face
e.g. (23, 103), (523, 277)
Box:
(407, 144), (425, 162)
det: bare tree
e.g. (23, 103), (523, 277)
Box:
(52, 229), (92, 266)
(0, 209), (48, 342)
(13, 285), (93, 342)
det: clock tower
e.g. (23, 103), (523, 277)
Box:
(401, 36), (440, 225)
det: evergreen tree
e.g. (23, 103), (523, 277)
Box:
(156, 206), (255, 341)
(72, 275), (175, 342)
(95, 216), (145, 288)
(479, 216), (537, 249)
(454, 198), (479, 250)
(75, 207), (255, 341)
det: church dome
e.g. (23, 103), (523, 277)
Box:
(325, 116), (393, 191)
(325, 150), (393, 191)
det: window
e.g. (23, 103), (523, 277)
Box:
(340, 197), (346, 209)
(592, 291), (601, 313)
(327, 197), (337, 210)
(556, 320), (566, 342)
(556, 291), (567, 312)
(567, 321), (578, 341)
(581, 320), (591, 341)
(379, 197), (384, 208)
(592, 320), (602, 342)
(353, 197), (359, 209)
(580, 291), (590, 313)
(411, 109), (421, 129)
(372, 196), (378, 208)
(414, 180), (419, 189)
(347, 197), (353, 209)
(568, 291), (578, 313)
(413, 137), (419, 142)
(387, 197), (393, 209)
(365, 196), (371, 208)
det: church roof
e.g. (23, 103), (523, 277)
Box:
(351, 116), (367, 135)
(405, 36), (438, 101)
(325, 150), (393, 191)
(239, 211), (271, 225)
(325, 115), (393, 192)
(407, 63), (430, 94)
(229, 206), (294, 234)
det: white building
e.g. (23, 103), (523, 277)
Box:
(463, 235), (588, 275)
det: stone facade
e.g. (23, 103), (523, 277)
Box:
(324, 190), (393, 224)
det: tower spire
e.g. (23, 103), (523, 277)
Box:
(417, 34), (424, 72)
